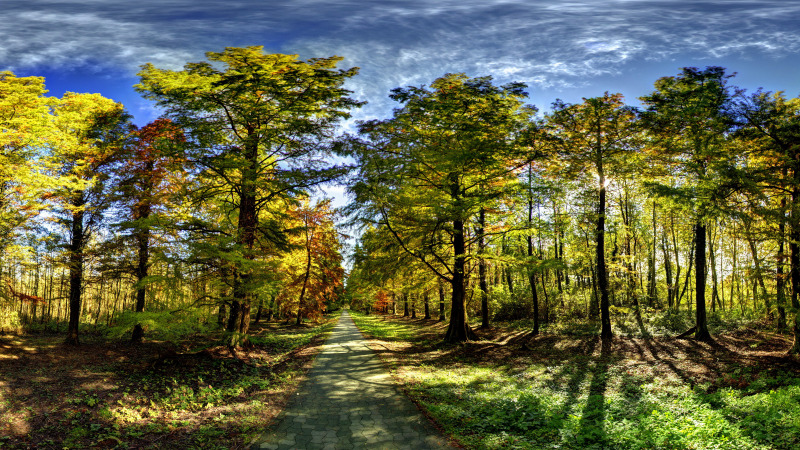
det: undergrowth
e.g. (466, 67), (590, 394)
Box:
(352, 312), (800, 450)
(0, 317), (337, 449)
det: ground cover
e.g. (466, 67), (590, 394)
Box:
(0, 316), (337, 449)
(351, 312), (800, 449)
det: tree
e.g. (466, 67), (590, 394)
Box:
(0, 72), (52, 252)
(113, 118), (186, 343)
(136, 47), (361, 346)
(640, 67), (738, 342)
(735, 91), (800, 353)
(349, 73), (535, 343)
(283, 198), (344, 325)
(546, 93), (639, 340)
(45, 92), (132, 345)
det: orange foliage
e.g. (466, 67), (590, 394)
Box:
(372, 290), (390, 314)
(5, 281), (46, 306)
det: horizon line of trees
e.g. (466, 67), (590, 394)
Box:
(344, 68), (800, 353)
(2, 47), (800, 353)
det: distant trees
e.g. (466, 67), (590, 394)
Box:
(5, 56), (800, 354)
(735, 90), (800, 353)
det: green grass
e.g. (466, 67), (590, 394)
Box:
(352, 313), (800, 450)
(351, 311), (434, 342)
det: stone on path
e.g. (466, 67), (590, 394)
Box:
(252, 309), (450, 450)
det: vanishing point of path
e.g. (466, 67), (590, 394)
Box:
(252, 309), (450, 449)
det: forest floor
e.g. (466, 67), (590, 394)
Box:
(0, 315), (337, 449)
(351, 312), (800, 450)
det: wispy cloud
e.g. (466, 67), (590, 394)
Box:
(3, 0), (800, 118)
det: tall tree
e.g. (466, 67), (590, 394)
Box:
(348, 73), (535, 343)
(284, 198), (344, 324)
(45, 92), (131, 345)
(136, 47), (361, 346)
(736, 91), (800, 353)
(546, 92), (638, 340)
(113, 118), (186, 343)
(640, 66), (738, 342)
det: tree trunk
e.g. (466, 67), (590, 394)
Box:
(478, 208), (489, 329)
(444, 217), (477, 343)
(131, 222), (150, 343)
(403, 292), (409, 317)
(254, 296), (263, 324)
(65, 207), (85, 346)
(778, 195), (788, 329)
(438, 282), (446, 321)
(694, 222), (712, 341)
(678, 235), (695, 310)
(527, 173), (540, 335)
(745, 223), (769, 320)
(227, 138), (259, 346)
(788, 165), (800, 354)
(424, 291), (431, 320)
(647, 201), (658, 306)
(296, 234), (313, 326)
(709, 224), (720, 312)
(597, 180), (612, 340)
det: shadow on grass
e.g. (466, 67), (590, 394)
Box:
(355, 312), (800, 449)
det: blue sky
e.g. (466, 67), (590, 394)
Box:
(5, 0), (800, 205)
(6, 0), (800, 251)
(6, 0), (800, 123)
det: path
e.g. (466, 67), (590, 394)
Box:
(252, 309), (449, 449)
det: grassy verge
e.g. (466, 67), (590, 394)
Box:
(0, 315), (337, 449)
(351, 312), (800, 449)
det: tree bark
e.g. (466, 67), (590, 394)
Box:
(438, 282), (446, 321)
(527, 172), (540, 335)
(788, 164), (800, 354)
(478, 208), (489, 329)
(444, 216), (477, 343)
(131, 210), (151, 343)
(597, 180), (612, 340)
(227, 138), (259, 346)
(65, 206), (85, 346)
(778, 193), (788, 329)
(694, 222), (712, 341)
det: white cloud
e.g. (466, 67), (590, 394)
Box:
(3, 0), (800, 118)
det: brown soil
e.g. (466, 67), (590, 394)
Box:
(0, 319), (331, 449)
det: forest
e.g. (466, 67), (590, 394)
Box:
(2, 46), (800, 448)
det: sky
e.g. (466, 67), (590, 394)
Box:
(5, 0), (800, 207)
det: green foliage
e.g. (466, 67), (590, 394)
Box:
(107, 309), (215, 341)
(355, 316), (800, 450)
(0, 309), (21, 332)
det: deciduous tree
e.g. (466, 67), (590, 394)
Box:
(136, 47), (361, 346)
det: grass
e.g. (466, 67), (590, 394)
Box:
(351, 311), (800, 449)
(0, 315), (337, 449)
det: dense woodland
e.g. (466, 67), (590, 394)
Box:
(2, 46), (800, 353)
